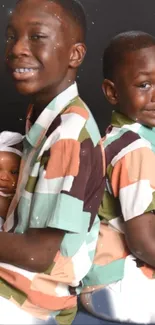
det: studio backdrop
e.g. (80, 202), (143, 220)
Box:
(0, 0), (155, 134)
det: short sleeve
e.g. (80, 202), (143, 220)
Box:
(29, 137), (103, 234)
(111, 145), (155, 221)
(47, 138), (103, 233)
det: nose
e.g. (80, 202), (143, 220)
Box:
(0, 171), (10, 182)
(6, 37), (30, 59)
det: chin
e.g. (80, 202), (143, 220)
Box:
(14, 82), (38, 96)
(142, 120), (155, 128)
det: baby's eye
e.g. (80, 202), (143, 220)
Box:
(11, 170), (19, 175)
(139, 82), (151, 89)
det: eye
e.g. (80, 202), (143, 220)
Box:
(30, 34), (47, 41)
(138, 82), (151, 89)
(11, 170), (19, 175)
(6, 34), (15, 42)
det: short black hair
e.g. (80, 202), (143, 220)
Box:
(16, 0), (87, 41)
(48, 0), (86, 41)
(103, 31), (155, 80)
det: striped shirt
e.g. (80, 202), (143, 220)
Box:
(83, 110), (155, 293)
(0, 83), (105, 323)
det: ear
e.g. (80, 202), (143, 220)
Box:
(69, 43), (87, 68)
(102, 79), (118, 105)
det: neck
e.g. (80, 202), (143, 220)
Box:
(31, 74), (76, 119)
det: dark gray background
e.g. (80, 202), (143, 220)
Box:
(1, 0), (155, 134)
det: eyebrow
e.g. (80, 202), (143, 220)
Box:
(28, 22), (48, 27)
(6, 21), (48, 30)
(133, 71), (153, 79)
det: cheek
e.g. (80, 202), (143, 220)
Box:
(13, 174), (18, 183)
(128, 89), (149, 108)
(5, 42), (14, 61)
(9, 174), (18, 186)
(38, 45), (68, 73)
(135, 92), (152, 110)
(36, 45), (56, 65)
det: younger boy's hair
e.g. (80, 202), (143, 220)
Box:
(103, 31), (155, 81)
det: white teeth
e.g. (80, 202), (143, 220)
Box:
(15, 68), (34, 73)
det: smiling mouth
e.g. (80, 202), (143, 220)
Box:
(12, 68), (38, 80)
(142, 109), (155, 118)
(14, 68), (36, 73)
(144, 109), (155, 111)
(0, 187), (9, 193)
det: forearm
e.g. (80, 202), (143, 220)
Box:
(0, 228), (64, 272)
(125, 212), (155, 268)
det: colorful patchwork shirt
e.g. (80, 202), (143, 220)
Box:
(0, 83), (105, 323)
(83, 110), (155, 293)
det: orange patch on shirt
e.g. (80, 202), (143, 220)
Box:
(22, 299), (51, 320)
(94, 224), (127, 266)
(125, 147), (155, 188)
(140, 265), (154, 279)
(51, 251), (75, 283)
(63, 106), (89, 120)
(45, 139), (80, 179)
(0, 267), (31, 293)
(111, 147), (155, 196)
(111, 158), (129, 197)
(28, 290), (77, 310)
(31, 274), (58, 296)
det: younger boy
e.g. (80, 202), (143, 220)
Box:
(81, 31), (155, 323)
(0, 0), (105, 324)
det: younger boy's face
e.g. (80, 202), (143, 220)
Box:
(0, 152), (20, 194)
(5, 0), (82, 98)
(114, 46), (155, 127)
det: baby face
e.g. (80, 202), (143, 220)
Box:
(0, 151), (21, 194)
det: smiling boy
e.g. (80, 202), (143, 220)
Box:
(0, 0), (105, 324)
(81, 31), (155, 323)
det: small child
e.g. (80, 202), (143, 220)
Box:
(81, 31), (155, 324)
(0, 131), (22, 228)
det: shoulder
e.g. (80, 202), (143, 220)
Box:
(102, 123), (151, 167)
(61, 97), (101, 147)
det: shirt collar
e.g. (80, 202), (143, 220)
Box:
(111, 110), (135, 128)
(110, 110), (155, 149)
(25, 82), (78, 148)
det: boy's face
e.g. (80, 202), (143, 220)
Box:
(5, 0), (85, 98)
(0, 152), (20, 194)
(105, 46), (155, 127)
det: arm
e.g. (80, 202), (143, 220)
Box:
(111, 144), (155, 267)
(125, 212), (155, 267)
(0, 228), (64, 272)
